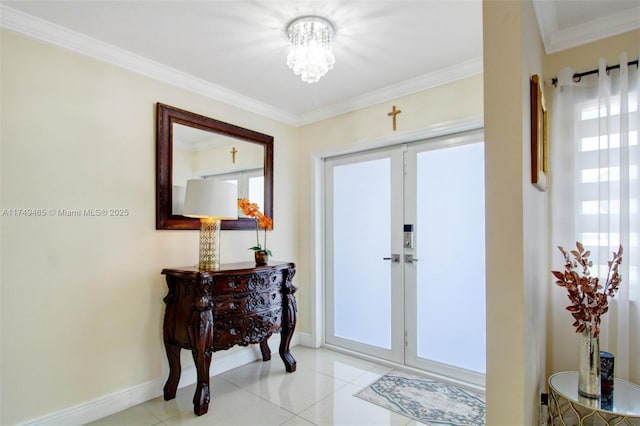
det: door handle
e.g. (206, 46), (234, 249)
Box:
(383, 254), (400, 263)
(405, 254), (419, 263)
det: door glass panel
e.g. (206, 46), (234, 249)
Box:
(332, 158), (392, 349)
(415, 142), (486, 373)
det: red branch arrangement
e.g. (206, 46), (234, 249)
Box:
(551, 242), (623, 337)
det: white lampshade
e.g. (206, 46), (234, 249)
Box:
(183, 179), (237, 270)
(183, 179), (237, 219)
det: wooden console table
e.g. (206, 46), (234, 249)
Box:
(161, 262), (297, 416)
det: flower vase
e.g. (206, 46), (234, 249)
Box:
(578, 326), (601, 399)
(254, 251), (269, 265)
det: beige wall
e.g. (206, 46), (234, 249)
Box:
(0, 29), (298, 425)
(483, 0), (549, 424)
(521, 1), (551, 423)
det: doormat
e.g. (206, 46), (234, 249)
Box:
(354, 370), (485, 426)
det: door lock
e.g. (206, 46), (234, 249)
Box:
(383, 254), (400, 263)
(403, 224), (414, 248)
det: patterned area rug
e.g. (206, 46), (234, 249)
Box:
(355, 370), (485, 426)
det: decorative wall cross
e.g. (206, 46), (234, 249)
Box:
(387, 105), (402, 131)
(230, 146), (237, 163)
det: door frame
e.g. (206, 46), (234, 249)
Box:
(321, 129), (486, 387)
(307, 117), (484, 351)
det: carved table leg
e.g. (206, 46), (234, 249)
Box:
(279, 293), (297, 373)
(260, 338), (272, 361)
(190, 308), (213, 416)
(162, 276), (180, 400)
(191, 348), (212, 416)
(163, 341), (182, 400)
(188, 289), (214, 416)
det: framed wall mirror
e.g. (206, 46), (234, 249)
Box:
(156, 103), (274, 230)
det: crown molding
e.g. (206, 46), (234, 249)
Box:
(546, 9), (640, 54)
(0, 5), (299, 125)
(294, 56), (483, 126)
(1, 4), (482, 128)
(533, 1), (640, 54)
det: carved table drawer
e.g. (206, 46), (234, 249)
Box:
(212, 271), (282, 294)
(214, 290), (282, 317)
(213, 308), (283, 350)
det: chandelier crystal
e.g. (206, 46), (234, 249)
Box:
(286, 16), (335, 83)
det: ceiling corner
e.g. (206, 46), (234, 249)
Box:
(531, 0), (557, 54)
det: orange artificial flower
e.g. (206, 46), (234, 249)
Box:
(258, 214), (273, 231)
(237, 198), (273, 256)
(238, 198), (260, 218)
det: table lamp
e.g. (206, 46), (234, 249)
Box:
(183, 179), (237, 270)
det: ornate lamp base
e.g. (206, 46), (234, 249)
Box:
(198, 217), (221, 270)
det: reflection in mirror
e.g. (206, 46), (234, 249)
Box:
(156, 103), (273, 230)
(172, 123), (265, 216)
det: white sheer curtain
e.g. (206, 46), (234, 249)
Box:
(550, 53), (639, 382)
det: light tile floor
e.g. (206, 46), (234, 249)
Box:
(88, 346), (428, 426)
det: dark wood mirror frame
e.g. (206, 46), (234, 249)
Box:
(156, 102), (274, 230)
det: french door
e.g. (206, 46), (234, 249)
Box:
(324, 131), (486, 386)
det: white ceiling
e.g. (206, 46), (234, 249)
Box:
(1, 1), (638, 126)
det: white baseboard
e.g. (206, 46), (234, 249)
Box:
(296, 331), (316, 348)
(21, 334), (305, 426)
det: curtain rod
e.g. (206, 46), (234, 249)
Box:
(551, 59), (638, 87)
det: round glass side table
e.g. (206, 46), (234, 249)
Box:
(548, 371), (640, 425)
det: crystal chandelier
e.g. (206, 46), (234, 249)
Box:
(286, 16), (335, 83)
